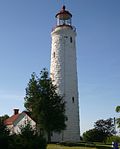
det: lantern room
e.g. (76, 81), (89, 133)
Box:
(55, 5), (72, 26)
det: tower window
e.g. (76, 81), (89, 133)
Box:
(70, 37), (72, 43)
(72, 97), (74, 103)
(53, 52), (55, 58)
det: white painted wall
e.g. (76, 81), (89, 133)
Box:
(50, 25), (80, 142)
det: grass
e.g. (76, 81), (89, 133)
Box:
(47, 143), (112, 149)
(47, 144), (96, 149)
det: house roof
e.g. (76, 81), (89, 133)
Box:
(4, 113), (20, 125)
(4, 110), (35, 126)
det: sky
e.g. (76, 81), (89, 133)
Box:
(0, 0), (120, 135)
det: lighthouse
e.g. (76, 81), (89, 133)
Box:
(50, 6), (80, 142)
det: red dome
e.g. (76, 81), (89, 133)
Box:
(56, 5), (72, 20)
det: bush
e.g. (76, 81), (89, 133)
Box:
(8, 123), (47, 149)
(83, 129), (106, 142)
(106, 136), (120, 144)
(8, 134), (47, 149)
(0, 135), (9, 149)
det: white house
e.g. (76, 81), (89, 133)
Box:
(4, 109), (36, 134)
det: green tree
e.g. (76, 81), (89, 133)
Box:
(115, 106), (120, 128)
(94, 118), (115, 142)
(0, 115), (10, 149)
(24, 68), (67, 142)
(83, 128), (105, 142)
(0, 115), (9, 122)
(106, 135), (120, 144)
(116, 106), (120, 113)
(83, 118), (115, 143)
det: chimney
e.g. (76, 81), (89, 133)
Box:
(14, 109), (19, 115)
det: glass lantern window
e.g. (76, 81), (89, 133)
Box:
(57, 18), (71, 26)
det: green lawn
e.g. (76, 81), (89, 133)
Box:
(47, 144), (96, 149)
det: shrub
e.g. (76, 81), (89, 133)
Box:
(0, 135), (9, 149)
(83, 129), (105, 142)
(8, 134), (47, 149)
(106, 136), (120, 144)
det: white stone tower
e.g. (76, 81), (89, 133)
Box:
(50, 6), (80, 142)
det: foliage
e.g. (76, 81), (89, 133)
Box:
(83, 118), (115, 143)
(9, 123), (47, 149)
(0, 115), (9, 122)
(94, 118), (115, 142)
(24, 68), (67, 142)
(116, 106), (120, 113)
(83, 128), (105, 142)
(115, 106), (120, 128)
(20, 122), (36, 138)
(106, 135), (120, 144)
(94, 118), (115, 136)
(0, 115), (10, 148)
(0, 135), (9, 149)
(0, 115), (46, 149)
(0, 117), (10, 137)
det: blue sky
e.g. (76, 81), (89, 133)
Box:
(0, 0), (120, 135)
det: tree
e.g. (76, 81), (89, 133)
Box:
(0, 115), (9, 122)
(24, 68), (67, 142)
(0, 115), (10, 149)
(83, 128), (105, 142)
(106, 136), (120, 144)
(83, 118), (115, 143)
(115, 106), (120, 128)
(116, 106), (120, 113)
(94, 118), (115, 142)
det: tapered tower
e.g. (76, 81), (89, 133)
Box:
(50, 6), (80, 142)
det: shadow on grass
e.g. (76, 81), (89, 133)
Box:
(58, 142), (112, 149)
(96, 147), (112, 149)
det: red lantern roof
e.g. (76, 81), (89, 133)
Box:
(56, 5), (72, 20)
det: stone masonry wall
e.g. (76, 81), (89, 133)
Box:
(50, 26), (80, 142)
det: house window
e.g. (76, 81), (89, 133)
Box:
(70, 37), (72, 43)
(72, 97), (74, 103)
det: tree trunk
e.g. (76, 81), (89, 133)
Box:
(47, 131), (51, 143)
